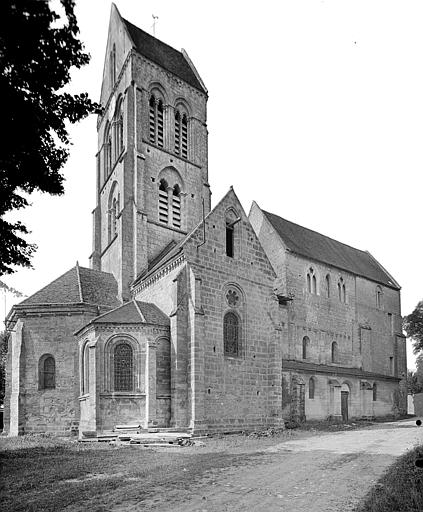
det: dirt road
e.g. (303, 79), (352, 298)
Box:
(140, 420), (423, 512)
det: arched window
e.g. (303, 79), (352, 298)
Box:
(309, 377), (315, 399)
(307, 268), (317, 294)
(373, 382), (377, 401)
(82, 342), (90, 394)
(302, 336), (309, 359)
(181, 113), (188, 159)
(149, 94), (156, 143)
(331, 341), (338, 363)
(174, 110), (181, 155)
(376, 286), (382, 309)
(225, 209), (239, 258)
(172, 184), (181, 228)
(325, 274), (330, 298)
(39, 355), (55, 390)
(112, 198), (117, 235)
(108, 183), (119, 241)
(226, 221), (234, 257)
(114, 343), (133, 391)
(223, 311), (239, 356)
(174, 109), (189, 159)
(149, 94), (164, 147)
(158, 179), (169, 224)
(104, 122), (112, 180)
(115, 99), (124, 157)
(338, 277), (346, 303)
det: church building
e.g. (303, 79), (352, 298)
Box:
(4, 5), (407, 436)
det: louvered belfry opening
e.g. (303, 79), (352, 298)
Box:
(174, 110), (181, 155)
(114, 343), (133, 392)
(172, 184), (181, 228)
(157, 99), (164, 147)
(158, 179), (169, 224)
(149, 95), (156, 143)
(181, 113), (188, 158)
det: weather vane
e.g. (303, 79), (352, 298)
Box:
(152, 14), (159, 37)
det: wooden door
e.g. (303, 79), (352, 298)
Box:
(341, 391), (349, 422)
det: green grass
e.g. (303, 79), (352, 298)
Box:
(355, 444), (423, 512)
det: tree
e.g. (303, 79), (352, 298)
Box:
(403, 301), (423, 354)
(0, 0), (100, 275)
(407, 370), (423, 395)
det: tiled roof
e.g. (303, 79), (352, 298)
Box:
(19, 265), (120, 308)
(78, 266), (120, 307)
(92, 300), (169, 326)
(283, 359), (400, 382)
(122, 18), (206, 93)
(263, 210), (400, 290)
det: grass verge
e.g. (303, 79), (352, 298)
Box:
(355, 444), (423, 512)
(0, 433), (289, 512)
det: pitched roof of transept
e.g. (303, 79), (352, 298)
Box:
(262, 210), (400, 289)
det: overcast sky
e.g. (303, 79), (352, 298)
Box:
(2, 0), (422, 369)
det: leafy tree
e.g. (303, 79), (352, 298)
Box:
(0, 0), (100, 275)
(407, 370), (423, 395)
(403, 300), (423, 354)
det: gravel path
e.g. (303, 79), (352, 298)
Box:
(143, 420), (423, 512)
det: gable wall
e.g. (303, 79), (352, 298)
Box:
(181, 193), (285, 431)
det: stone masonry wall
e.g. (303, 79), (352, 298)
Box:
(182, 191), (284, 432)
(286, 253), (357, 367)
(4, 311), (96, 435)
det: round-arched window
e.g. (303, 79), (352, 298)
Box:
(223, 312), (239, 356)
(114, 343), (133, 391)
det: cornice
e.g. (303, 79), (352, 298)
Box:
(132, 254), (185, 295)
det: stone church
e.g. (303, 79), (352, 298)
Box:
(4, 4), (407, 436)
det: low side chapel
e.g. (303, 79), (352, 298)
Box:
(4, 4), (407, 436)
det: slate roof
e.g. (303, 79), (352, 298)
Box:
(263, 210), (400, 290)
(19, 265), (120, 308)
(122, 18), (206, 93)
(91, 300), (169, 326)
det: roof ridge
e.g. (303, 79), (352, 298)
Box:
(75, 261), (83, 302)
(365, 251), (401, 289)
(133, 300), (146, 322)
(262, 209), (368, 255)
(19, 266), (77, 306)
(122, 17), (184, 56)
(89, 300), (125, 321)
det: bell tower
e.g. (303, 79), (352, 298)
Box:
(89, 4), (210, 301)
